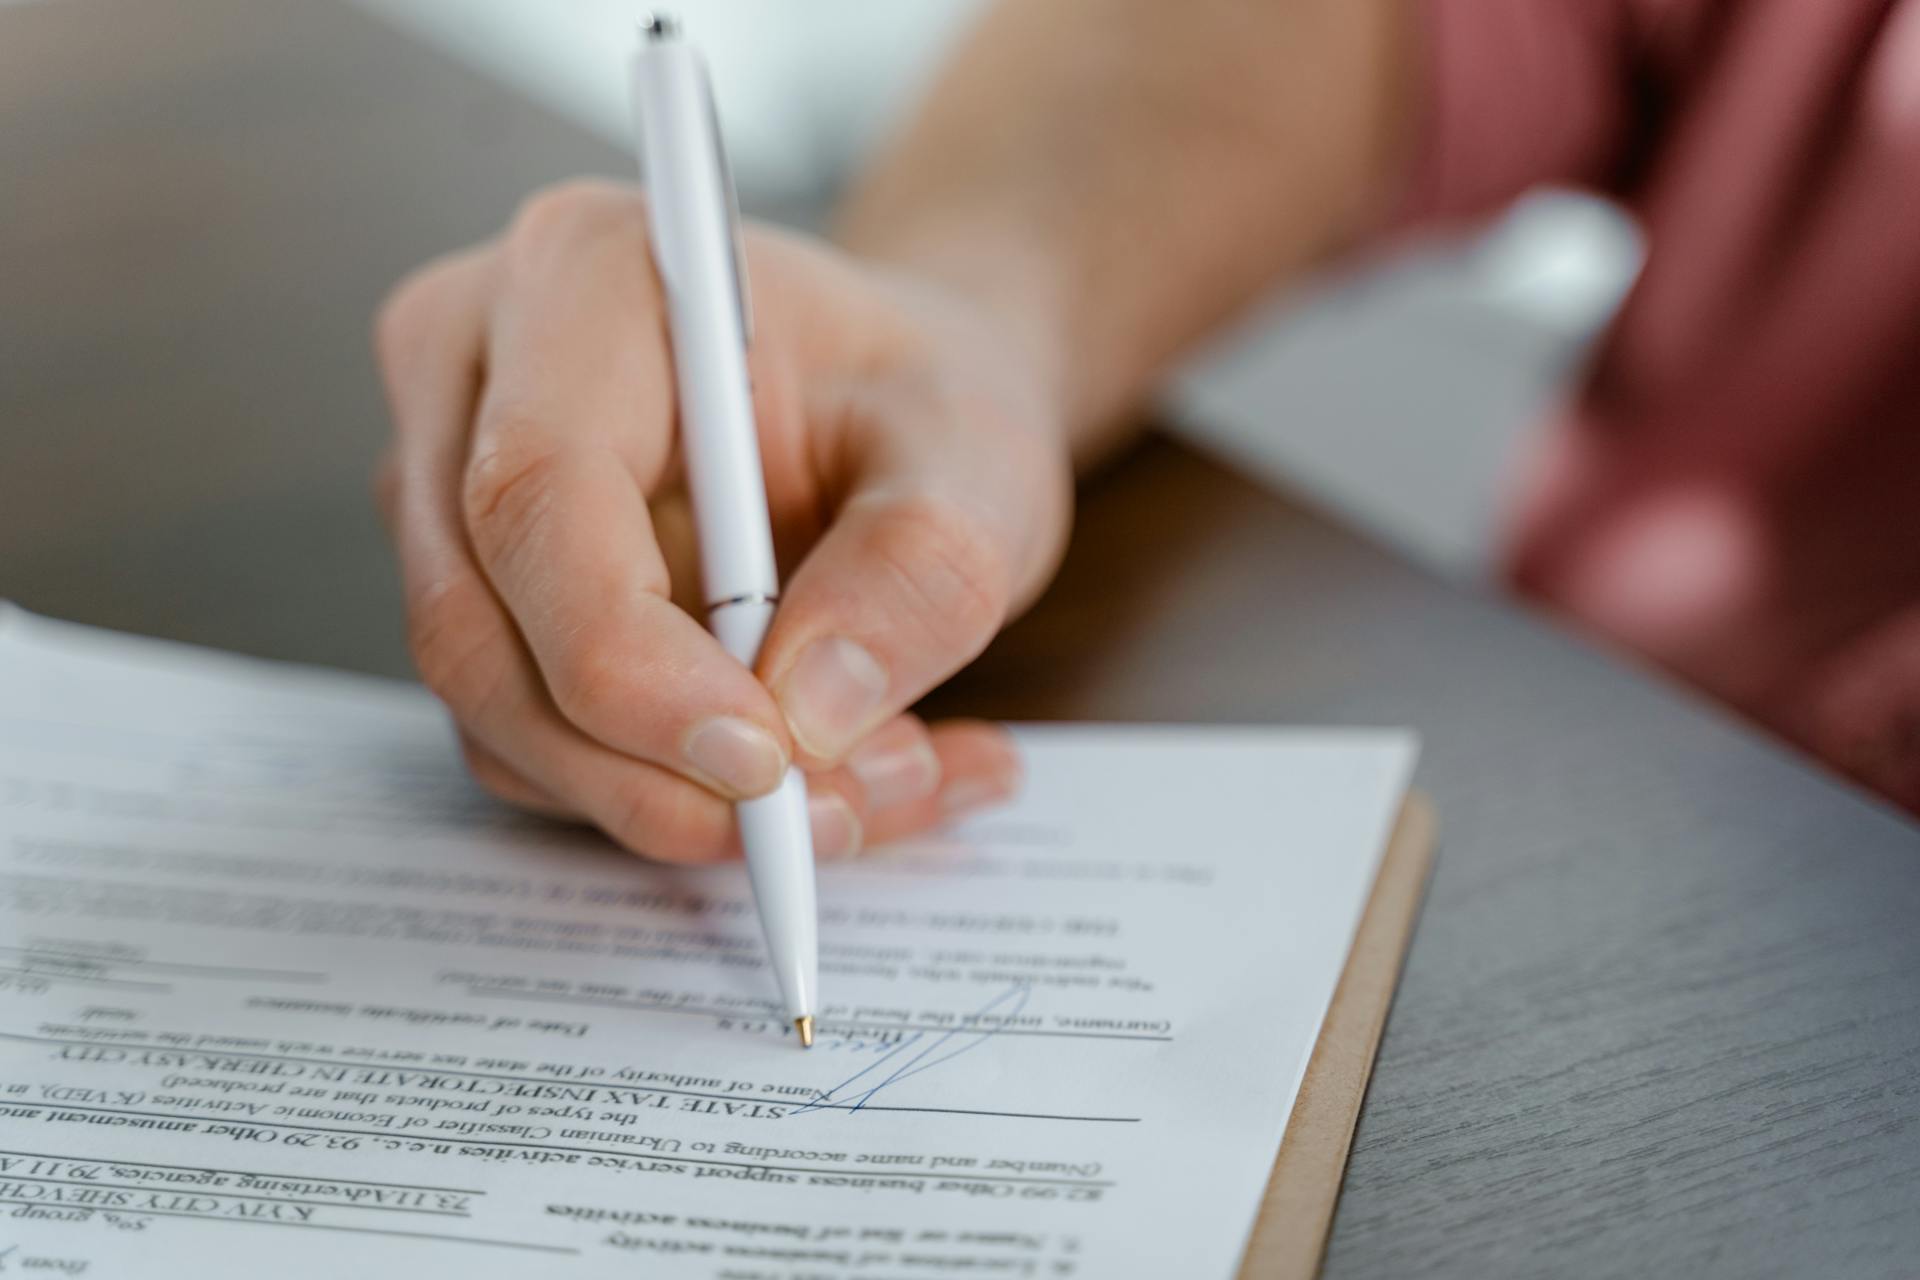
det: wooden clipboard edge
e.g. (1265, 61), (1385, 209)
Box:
(1236, 791), (1438, 1280)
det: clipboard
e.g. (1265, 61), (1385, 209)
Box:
(1237, 793), (1438, 1279)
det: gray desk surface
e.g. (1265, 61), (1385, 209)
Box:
(3, 1), (1916, 1275)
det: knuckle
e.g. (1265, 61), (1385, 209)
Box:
(406, 578), (507, 715)
(372, 257), (456, 370)
(460, 427), (561, 564)
(869, 495), (1010, 654)
(506, 180), (636, 263)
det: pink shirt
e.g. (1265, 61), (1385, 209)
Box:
(1404, 0), (1920, 812)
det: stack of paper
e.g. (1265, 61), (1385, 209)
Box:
(0, 607), (1415, 1277)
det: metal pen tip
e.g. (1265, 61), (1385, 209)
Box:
(639, 11), (680, 41)
(795, 1015), (815, 1049)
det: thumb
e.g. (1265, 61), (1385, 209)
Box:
(757, 422), (1066, 767)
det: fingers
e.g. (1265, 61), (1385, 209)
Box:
(416, 573), (744, 861)
(461, 704), (1016, 858)
(375, 187), (1044, 863)
(459, 423), (789, 800)
(830, 716), (1023, 849)
(396, 473), (747, 862)
(924, 719), (1025, 821)
(759, 390), (1069, 768)
(372, 246), (494, 637)
(457, 733), (577, 819)
(371, 237), (745, 863)
(844, 716), (943, 812)
(769, 491), (1000, 769)
(462, 183), (794, 801)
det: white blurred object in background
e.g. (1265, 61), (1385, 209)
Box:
(349, 0), (1644, 577)
(346, 0), (975, 204)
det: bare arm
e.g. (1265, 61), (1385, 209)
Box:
(838, 0), (1415, 459)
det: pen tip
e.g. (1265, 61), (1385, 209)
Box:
(795, 1015), (815, 1049)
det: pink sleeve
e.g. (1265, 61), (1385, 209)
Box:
(1394, 0), (1643, 226)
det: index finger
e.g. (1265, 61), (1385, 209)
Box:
(464, 182), (795, 802)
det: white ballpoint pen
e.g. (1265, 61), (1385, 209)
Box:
(630, 14), (819, 1049)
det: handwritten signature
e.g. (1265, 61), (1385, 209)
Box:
(791, 982), (1032, 1116)
(0, 1240), (91, 1276)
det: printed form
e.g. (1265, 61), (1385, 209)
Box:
(0, 608), (1416, 1278)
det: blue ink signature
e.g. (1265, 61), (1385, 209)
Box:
(791, 982), (1032, 1116)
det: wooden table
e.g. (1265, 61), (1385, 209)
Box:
(4, 1), (1917, 1274)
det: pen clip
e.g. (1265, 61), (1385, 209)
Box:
(697, 61), (754, 349)
(640, 13), (753, 349)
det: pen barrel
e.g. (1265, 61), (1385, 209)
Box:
(634, 33), (817, 1025)
(712, 597), (820, 1019)
(631, 40), (778, 607)
(738, 770), (821, 1018)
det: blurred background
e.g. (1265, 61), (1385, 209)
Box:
(349, 0), (1645, 576)
(0, 0), (1642, 672)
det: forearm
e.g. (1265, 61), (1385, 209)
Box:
(836, 0), (1414, 461)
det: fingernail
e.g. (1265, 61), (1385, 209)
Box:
(809, 791), (863, 861)
(779, 637), (889, 759)
(940, 772), (1018, 818)
(682, 716), (787, 798)
(847, 736), (941, 810)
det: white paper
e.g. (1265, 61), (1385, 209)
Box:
(0, 607), (1416, 1278)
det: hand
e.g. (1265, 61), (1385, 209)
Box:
(372, 181), (1072, 863)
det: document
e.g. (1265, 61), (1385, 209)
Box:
(0, 607), (1416, 1278)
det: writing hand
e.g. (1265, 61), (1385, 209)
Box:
(372, 182), (1070, 862)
